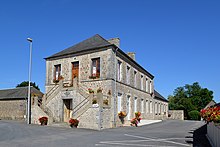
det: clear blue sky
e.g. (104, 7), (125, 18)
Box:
(0, 0), (219, 102)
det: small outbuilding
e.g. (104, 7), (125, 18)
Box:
(0, 87), (43, 120)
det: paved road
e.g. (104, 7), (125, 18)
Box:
(0, 120), (209, 147)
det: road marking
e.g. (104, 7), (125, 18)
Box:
(124, 134), (191, 147)
(97, 134), (191, 147)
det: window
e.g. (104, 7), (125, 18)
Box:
(134, 97), (137, 112)
(146, 79), (148, 92)
(150, 101), (152, 113)
(126, 66), (130, 84)
(117, 93), (122, 112)
(149, 81), (152, 94)
(141, 99), (144, 113)
(54, 64), (61, 81)
(117, 60), (122, 81)
(91, 58), (100, 78)
(134, 71), (137, 87)
(141, 75), (144, 90)
(146, 100), (149, 113)
(155, 102), (157, 115)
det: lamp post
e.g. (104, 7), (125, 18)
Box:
(27, 37), (33, 124)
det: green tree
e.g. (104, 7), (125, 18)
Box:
(168, 82), (213, 119)
(16, 81), (40, 91)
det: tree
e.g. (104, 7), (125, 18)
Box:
(168, 82), (213, 119)
(16, 81), (40, 91)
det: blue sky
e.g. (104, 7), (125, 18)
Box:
(0, 0), (219, 102)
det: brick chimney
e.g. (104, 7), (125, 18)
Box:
(127, 52), (136, 61)
(108, 38), (120, 47)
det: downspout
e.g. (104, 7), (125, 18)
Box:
(113, 47), (118, 127)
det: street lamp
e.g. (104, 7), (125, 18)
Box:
(27, 37), (33, 124)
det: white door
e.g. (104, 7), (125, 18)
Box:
(127, 95), (131, 120)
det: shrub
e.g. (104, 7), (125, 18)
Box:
(188, 110), (200, 120)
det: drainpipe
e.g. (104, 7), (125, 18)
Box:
(113, 47), (118, 127)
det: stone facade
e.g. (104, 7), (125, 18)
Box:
(168, 110), (184, 120)
(0, 99), (26, 120)
(42, 35), (168, 129)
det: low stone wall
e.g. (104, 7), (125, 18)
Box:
(168, 110), (184, 120)
(0, 99), (26, 120)
(207, 122), (220, 147)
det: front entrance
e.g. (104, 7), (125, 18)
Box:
(63, 99), (72, 122)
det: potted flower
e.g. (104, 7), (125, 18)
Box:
(118, 111), (127, 124)
(130, 118), (138, 127)
(39, 116), (48, 125)
(103, 99), (108, 105)
(69, 118), (79, 128)
(97, 87), (102, 93)
(135, 111), (141, 122)
(118, 111), (127, 118)
(88, 88), (94, 93)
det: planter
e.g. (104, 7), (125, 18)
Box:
(207, 122), (220, 147)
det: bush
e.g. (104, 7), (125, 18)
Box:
(188, 110), (200, 120)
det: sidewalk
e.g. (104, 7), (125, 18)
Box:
(138, 119), (162, 126)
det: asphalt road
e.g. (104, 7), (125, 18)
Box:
(0, 120), (210, 147)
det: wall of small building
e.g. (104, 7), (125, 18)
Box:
(0, 99), (26, 120)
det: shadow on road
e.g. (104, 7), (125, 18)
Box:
(192, 124), (211, 147)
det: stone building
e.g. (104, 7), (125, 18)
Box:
(0, 87), (43, 120)
(39, 34), (168, 129)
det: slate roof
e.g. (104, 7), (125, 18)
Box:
(46, 34), (112, 59)
(45, 34), (154, 79)
(154, 90), (168, 102)
(0, 87), (44, 100)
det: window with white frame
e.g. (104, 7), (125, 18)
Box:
(146, 78), (148, 92)
(134, 97), (137, 112)
(54, 64), (61, 81)
(155, 102), (157, 114)
(117, 60), (122, 81)
(150, 101), (152, 113)
(91, 58), (100, 78)
(117, 93), (122, 112)
(146, 100), (149, 113)
(141, 75), (144, 90)
(149, 81), (152, 94)
(134, 71), (137, 87)
(141, 99), (144, 113)
(126, 66), (130, 84)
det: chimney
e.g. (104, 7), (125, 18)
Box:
(127, 52), (136, 61)
(108, 38), (120, 47)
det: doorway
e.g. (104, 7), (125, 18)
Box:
(63, 99), (72, 122)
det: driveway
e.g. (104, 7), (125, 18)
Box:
(0, 120), (210, 147)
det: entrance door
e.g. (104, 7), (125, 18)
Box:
(127, 95), (131, 120)
(72, 62), (79, 80)
(63, 99), (72, 122)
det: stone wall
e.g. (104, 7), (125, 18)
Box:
(168, 110), (184, 120)
(0, 99), (26, 120)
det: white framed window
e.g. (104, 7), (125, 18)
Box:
(117, 93), (122, 112)
(141, 99), (144, 113)
(141, 75), (144, 90)
(146, 100), (149, 113)
(117, 60), (122, 81)
(149, 81), (152, 94)
(126, 66), (130, 84)
(146, 78), (148, 92)
(155, 102), (157, 114)
(150, 101), (152, 113)
(134, 97), (137, 112)
(134, 71), (137, 87)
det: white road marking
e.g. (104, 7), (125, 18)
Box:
(97, 134), (191, 147)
